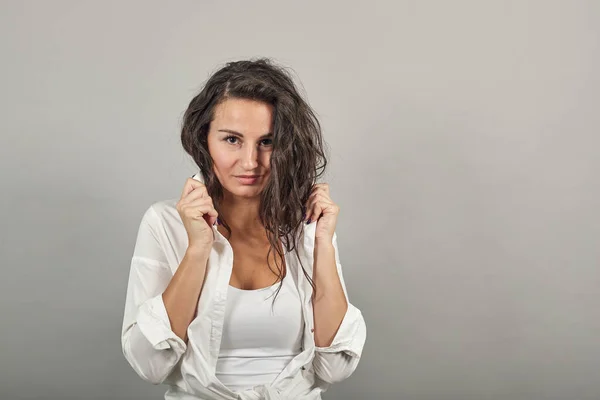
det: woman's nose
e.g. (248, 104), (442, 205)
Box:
(241, 146), (259, 169)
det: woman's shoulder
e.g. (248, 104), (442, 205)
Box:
(139, 198), (180, 229)
(148, 198), (178, 215)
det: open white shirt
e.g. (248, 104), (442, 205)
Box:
(215, 271), (304, 391)
(121, 179), (367, 400)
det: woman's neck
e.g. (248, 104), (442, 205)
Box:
(218, 194), (265, 240)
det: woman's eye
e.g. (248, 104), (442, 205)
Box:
(224, 136), (272, 146)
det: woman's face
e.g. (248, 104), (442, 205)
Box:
(207, 98), (274, 199)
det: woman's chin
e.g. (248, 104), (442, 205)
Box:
(226, 187), (263, 199)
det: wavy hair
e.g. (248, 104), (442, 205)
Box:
(180, 58), (328, 302)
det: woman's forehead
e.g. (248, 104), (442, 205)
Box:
(213, 98), (274, 130)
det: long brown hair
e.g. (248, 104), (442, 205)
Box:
(180, 58), (328, 302)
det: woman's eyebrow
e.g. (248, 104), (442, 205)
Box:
(217, 129), (273, 138)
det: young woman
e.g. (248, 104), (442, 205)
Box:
(121, 58), (366, 400)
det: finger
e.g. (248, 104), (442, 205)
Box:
(314, 182), (328, 189)
(305, 193), (330, 210)
(181, 185), (211, 204)
(305, 196), (317, 223)
(311, 183), (330, 195)
(308, 187), (331, 204)
(306, 205), (319, 224)
(306, 189), (321, 205)
(312, 202), (325, 223)
(181, 200), (218, 223)
(308, 185), (320, 197)
(180, 185), (209, 208)
(183, 197), (217, 214)
(307, 195), (335, 223)
(181, 177), (207, 200)
(305, 199), (321, 224)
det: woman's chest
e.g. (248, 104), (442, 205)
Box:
(228, 240), (287, 290)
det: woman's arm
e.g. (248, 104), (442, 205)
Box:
(311, 233), (367, 384)
(121, 205), (210, 384)
(312, 238), (348, 347)
(162, 245), (210, 342)
(303, 183), (367, 384)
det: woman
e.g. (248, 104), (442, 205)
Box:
(121, 58), (366, 400)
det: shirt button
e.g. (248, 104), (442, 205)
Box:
(310, 328), (314, 333)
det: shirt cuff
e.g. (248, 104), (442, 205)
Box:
(136, 293), (187, 352)
(314, 302), (366, 358)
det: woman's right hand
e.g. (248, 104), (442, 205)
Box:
(176, 177), (218, 250)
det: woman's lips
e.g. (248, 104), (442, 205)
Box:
(235, 175), (261, 184)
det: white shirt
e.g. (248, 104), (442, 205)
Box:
(121, 178), (367, 400)
(216, 271), (304, 392)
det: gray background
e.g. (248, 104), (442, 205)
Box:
(1, 1), (599, 399)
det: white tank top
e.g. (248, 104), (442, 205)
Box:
(215, 270), (305, 392)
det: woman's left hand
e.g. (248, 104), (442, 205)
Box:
(304, 183), (339, 242)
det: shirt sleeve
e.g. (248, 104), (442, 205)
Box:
(312, 232), (367, 384)
(121, 205), (187, 384)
